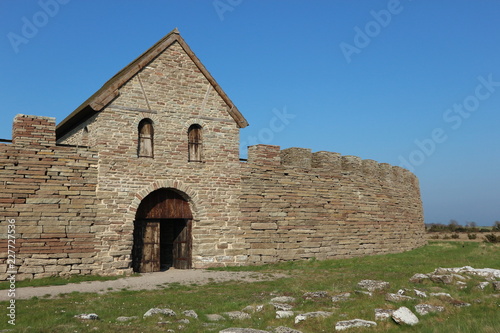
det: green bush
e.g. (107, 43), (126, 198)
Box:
(467, 233), (477, 240)
(483, 234), (499, 243)
(451, 233), (460, 239)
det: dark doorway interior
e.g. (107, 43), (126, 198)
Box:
(132, 189), (192, 273)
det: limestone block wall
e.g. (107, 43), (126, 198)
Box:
(240, 144), (426, 264)
(0, 115), (99, 280)
(57, 41), (245, 272)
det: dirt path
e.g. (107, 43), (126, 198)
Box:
(1, 269), (286, 301)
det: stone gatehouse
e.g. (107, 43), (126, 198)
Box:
(0, 29), (425, 280)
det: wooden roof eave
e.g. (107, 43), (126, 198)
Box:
(56, 28), (248, 139)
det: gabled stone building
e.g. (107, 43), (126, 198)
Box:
(0, 29), (425, 280)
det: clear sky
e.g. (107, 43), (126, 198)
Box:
(1, 0), (499, 226)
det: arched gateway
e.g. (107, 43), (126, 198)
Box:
(132, 189), (193, 272)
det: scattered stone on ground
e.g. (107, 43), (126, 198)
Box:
(414, 304), (445, 316)
(357, 280), (390, 292)
(355, 290), (373, 297)
(270, 303), (293, 311)
(276, 311), (294, 319)
(385, 293), (416, 302)
(224, 311), (251, 320)
(219, 328), (269, 333)
(335, 319), (377, 331)
(182, 310), (198, 318)
(74, 313), (99, 320)
(477, 282), (490, 290)
(429, 274), (454, 284)
(331, 292), (351, 302)
(392, 307), (419, 326)
(54, 266), (500, 331)
(116, 316), (138, 322)
(207, 314), (226, 322)
(273, 326), (303, 333)
(409, 273), (429, 283)
(143, 308), (176, 317)
(242, 305), (264, 313)
(374, 308), (394, 321)
(303, 291), (329, 299)
(294, 311), (333, 324)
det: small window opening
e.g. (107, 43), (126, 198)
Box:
(82, 126), (89, 146)
(188, 124), (202, 162)
(138, 119), (154, 158)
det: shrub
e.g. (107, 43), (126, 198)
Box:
(483, 234), (499, 243)
(443, 235), (451, 240)
(451, 233), (460, 239)
(493, 221), (500, 231)
(480, 228), (490, 232)
(429, 234), (440, 239)
(467, 233), (477, 240)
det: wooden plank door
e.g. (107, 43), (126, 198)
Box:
(173, 219), (192, 269)
(141, 221), (160, 273)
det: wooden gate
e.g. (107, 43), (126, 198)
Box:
(132, 189), (193, 273)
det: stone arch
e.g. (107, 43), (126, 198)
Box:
(127, 179), (204, 222)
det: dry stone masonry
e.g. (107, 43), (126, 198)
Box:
(0, 29), (425, 279)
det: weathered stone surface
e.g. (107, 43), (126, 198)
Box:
(429, 274), (454, 284)
(276, 311), (294, 319)
(271, 303), (293, 311)
(331, 292), (351, 302)
(143, 308), (176, 317)
(477, 282), (490, 290)
(273, 327), (303, 333)
(224, 311), (251, 320)
(374, 309), (394, 321)
(303, 291), (329, 299)
(207, 314), (226, 322)
(183, 310), (198, 319)
(392, 307), (419, 326)
(294, 311), (333, 324)
(74, 313), (99, 320)
(409, 273), (429, 283)
(357, 280), (390, 292)
(335, 319), (377, 331)
(242, 305), (264, 313)
(414, 304), (445, 315)
(385, 293), (416, 302)
(433, 266), (500, 279)
(116, 316), (138, 322)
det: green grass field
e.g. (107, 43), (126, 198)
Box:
(1, 241), (499, 332)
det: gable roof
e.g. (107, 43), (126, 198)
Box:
(56, 28), (248, 138)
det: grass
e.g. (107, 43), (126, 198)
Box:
(1, 241), (499, 332)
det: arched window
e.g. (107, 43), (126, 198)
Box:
(82, 126), (89, 146)
(138, 119), (154, 158)
(188, 124), (202, 162)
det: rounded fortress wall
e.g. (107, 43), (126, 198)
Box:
(240, 145), (425, 265)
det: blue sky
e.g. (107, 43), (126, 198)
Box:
(1, 0), (499, 226)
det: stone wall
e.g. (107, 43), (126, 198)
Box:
(240, 145), (426, 264)
(0, 115), (99, 280)
(58, 41), (245, 272)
